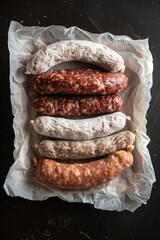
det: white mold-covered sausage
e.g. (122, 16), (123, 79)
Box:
(35, 131), (135, 160)
(30, 112), (128, 140)
(26, 40), (125, 75)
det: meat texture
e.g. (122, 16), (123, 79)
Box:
(30, 112), (128, 140)
(35, 131), (135, 160)
(32, 68), (128, 95)
(35, 150), (134, 189)
(32, 94), (123, 117)
(26, 40), (125, 75)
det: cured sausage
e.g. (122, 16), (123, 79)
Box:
(25, 40), (125, 75)
(35, 150), (134, 189)
(30, 112), (128, 140)
(32, 94), (123, 117)
(32, 68), (128, 95)
(35, 131), (135, 160)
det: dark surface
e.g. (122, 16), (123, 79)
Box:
(1, 0), (160, 239)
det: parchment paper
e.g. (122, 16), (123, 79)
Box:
(3, 20), (156, 212)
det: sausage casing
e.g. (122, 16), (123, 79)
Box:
(32, 69), (128, 95)
(26, 40), (125, 75)
(35, 131), (135, 160)
(30, 112), (128, 140)
(36, 150), (134, 189)
(32, 94), (123, 117)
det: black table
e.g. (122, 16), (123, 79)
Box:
(1, 1), (160, 239)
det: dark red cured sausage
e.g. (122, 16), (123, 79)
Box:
(32, 94), (123, 117)
(32, 68), (128, 95)
(35, 150), (134, 189)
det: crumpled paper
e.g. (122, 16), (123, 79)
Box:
(3, 20), (156, 212)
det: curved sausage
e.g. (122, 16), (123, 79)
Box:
(32, 68), (128, 95)
(25, 40), (125, 75)
(35, 150), (134, 189)
(30, 112), (128, 140)
(35, 131), (135, 160)
(32, 94), (123, 117)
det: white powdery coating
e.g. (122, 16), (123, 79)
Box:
(26, 40), (125, 75)
(30, 112), (127, 140)
(37, 131), (135, 160)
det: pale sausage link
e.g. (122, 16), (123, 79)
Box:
(35, 150), (133, 189)
(35, 131), (135, 160)
(26, 40), (125, 75)
(32, 68), (128, 95)
(32, 94), (123, 117)
(30, 112), (128, 140)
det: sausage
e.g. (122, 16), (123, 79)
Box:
(32, 94), (123, 117)
(35, 150), (134, 189)
(30, 112), (128, 140)
(25, 40), (125, 75)
(35, 131), (135, 160)
(32, 68), (128, 95)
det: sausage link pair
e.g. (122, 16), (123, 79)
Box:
(32, 94), (123, 117)
(35, 150), (133, 189)
(30, 112), (128, 140)
(35, 131), (135, 160)
(32, 68), (128, 95)
(26, 40), (125, 75)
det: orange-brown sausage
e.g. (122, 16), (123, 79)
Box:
(35, 150), (133, 189)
